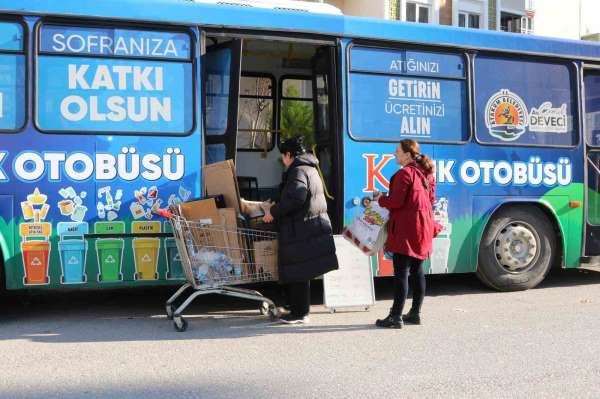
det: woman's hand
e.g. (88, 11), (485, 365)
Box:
(263, 209), (274, 223)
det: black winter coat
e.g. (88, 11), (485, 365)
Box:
(270, 154), (338, 283)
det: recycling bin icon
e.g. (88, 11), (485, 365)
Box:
(21, 241), (51, 285)
(94, 222), (125, 282)
(164, 221), (184, 279)
(20, 222), (53, 285)
(132, 221), (161, 280)
(57, 222), (89, 284)
(133, 238), (160, 280)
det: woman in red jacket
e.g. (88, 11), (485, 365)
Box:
(374, 139), (436, 329)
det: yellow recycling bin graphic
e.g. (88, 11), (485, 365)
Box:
(131, 221), (161, 280)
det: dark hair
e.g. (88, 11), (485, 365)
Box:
(280, 136), (306, 157)
(399, 139), (435, 174)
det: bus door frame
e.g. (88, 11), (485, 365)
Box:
(582, 64), (600, 257)
(200, 29), (343, 230)
(201, 34), (243, 164)
(311, 44), (343, 232)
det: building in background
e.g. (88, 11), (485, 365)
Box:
(307, 0), (532, 32)
(250, 0), (600, 40)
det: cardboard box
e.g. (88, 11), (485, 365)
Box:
(177, 198), (219, 223)
(175, 200), (242, 268)
(175, 198), (219, 252)
(253, 240), (278, 281)
(203, 160), (241, 214)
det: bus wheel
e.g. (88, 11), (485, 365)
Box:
(477, 206), (556, 291)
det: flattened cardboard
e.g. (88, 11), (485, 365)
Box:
(218, 208), (244, 267)
(203, 160), (241, 214)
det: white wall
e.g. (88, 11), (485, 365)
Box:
(324, 0), (346, 12)
(341, 0), (387, 19)
(581, 0), (600, 37)
(532, 0), (580, 39)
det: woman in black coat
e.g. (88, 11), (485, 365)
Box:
(263, 137), (338, 324)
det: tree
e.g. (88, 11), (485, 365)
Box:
(237, 77), (273, 150)
(280, 85), (315, 147)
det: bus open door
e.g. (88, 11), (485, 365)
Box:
(203, 38), (242, 165)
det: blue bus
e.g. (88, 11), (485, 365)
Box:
(1, 0), (600, 293)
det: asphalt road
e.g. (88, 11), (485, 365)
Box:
(1, 268), (600, 399)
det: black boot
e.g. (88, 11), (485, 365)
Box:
(402, 309), (421, 325)
(375, 314), (403, 329)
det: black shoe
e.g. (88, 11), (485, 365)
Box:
(402, 311), (421, 325)
(375, 314), (403, 329)
(277, 306), (291, 316)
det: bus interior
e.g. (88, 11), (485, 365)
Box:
(204, 34), (342, 230)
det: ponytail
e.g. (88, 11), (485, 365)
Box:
(400, 139), (435, 175)
(414, 153), (435, 174)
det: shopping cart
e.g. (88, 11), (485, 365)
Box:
(159, 210), (280, 331)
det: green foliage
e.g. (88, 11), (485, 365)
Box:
(280, 86), (315, 146)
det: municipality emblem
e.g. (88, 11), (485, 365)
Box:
(485, 89), (528, 141)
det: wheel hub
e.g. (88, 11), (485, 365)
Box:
(494, 223), (538, 272)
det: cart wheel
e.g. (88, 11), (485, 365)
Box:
(173, 317), (188, 332)
(166, 304), (174, 320)
(259, 301), (270, 315)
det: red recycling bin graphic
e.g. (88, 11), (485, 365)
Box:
(21, 241), (51, 284)
(20, 222), (52, 285)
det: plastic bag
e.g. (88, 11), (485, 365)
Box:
(343, 201), (389, 256)
(191, 248), (236, 283)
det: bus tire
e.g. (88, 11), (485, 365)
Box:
(477, 206), (556, 291)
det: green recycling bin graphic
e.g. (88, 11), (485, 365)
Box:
(164, 221), (184, 280)
(94, 222), (125, 282)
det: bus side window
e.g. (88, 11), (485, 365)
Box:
(279, 77), (315, 147)
(474, 55), (576, 147)
(347, 46), (468, 143)
(237, 74), (275, 152)
(0, 21), (26, 133)
(36, 24), (194, 136)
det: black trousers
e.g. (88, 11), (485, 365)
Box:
(390, 253), (426, 317)
(287, 280), (311, 317)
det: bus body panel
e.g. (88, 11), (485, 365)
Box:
(0, 1), (596, 289)
(0, 16), (202, 289)
(0, 196), (15, 266)
(343, 124), (584, 276)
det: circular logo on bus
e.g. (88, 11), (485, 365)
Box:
(485, 89), (528, 141)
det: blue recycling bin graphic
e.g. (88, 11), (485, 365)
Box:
(57, 222), (89, 284)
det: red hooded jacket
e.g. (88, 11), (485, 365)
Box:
(378, 162), (436, 260)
